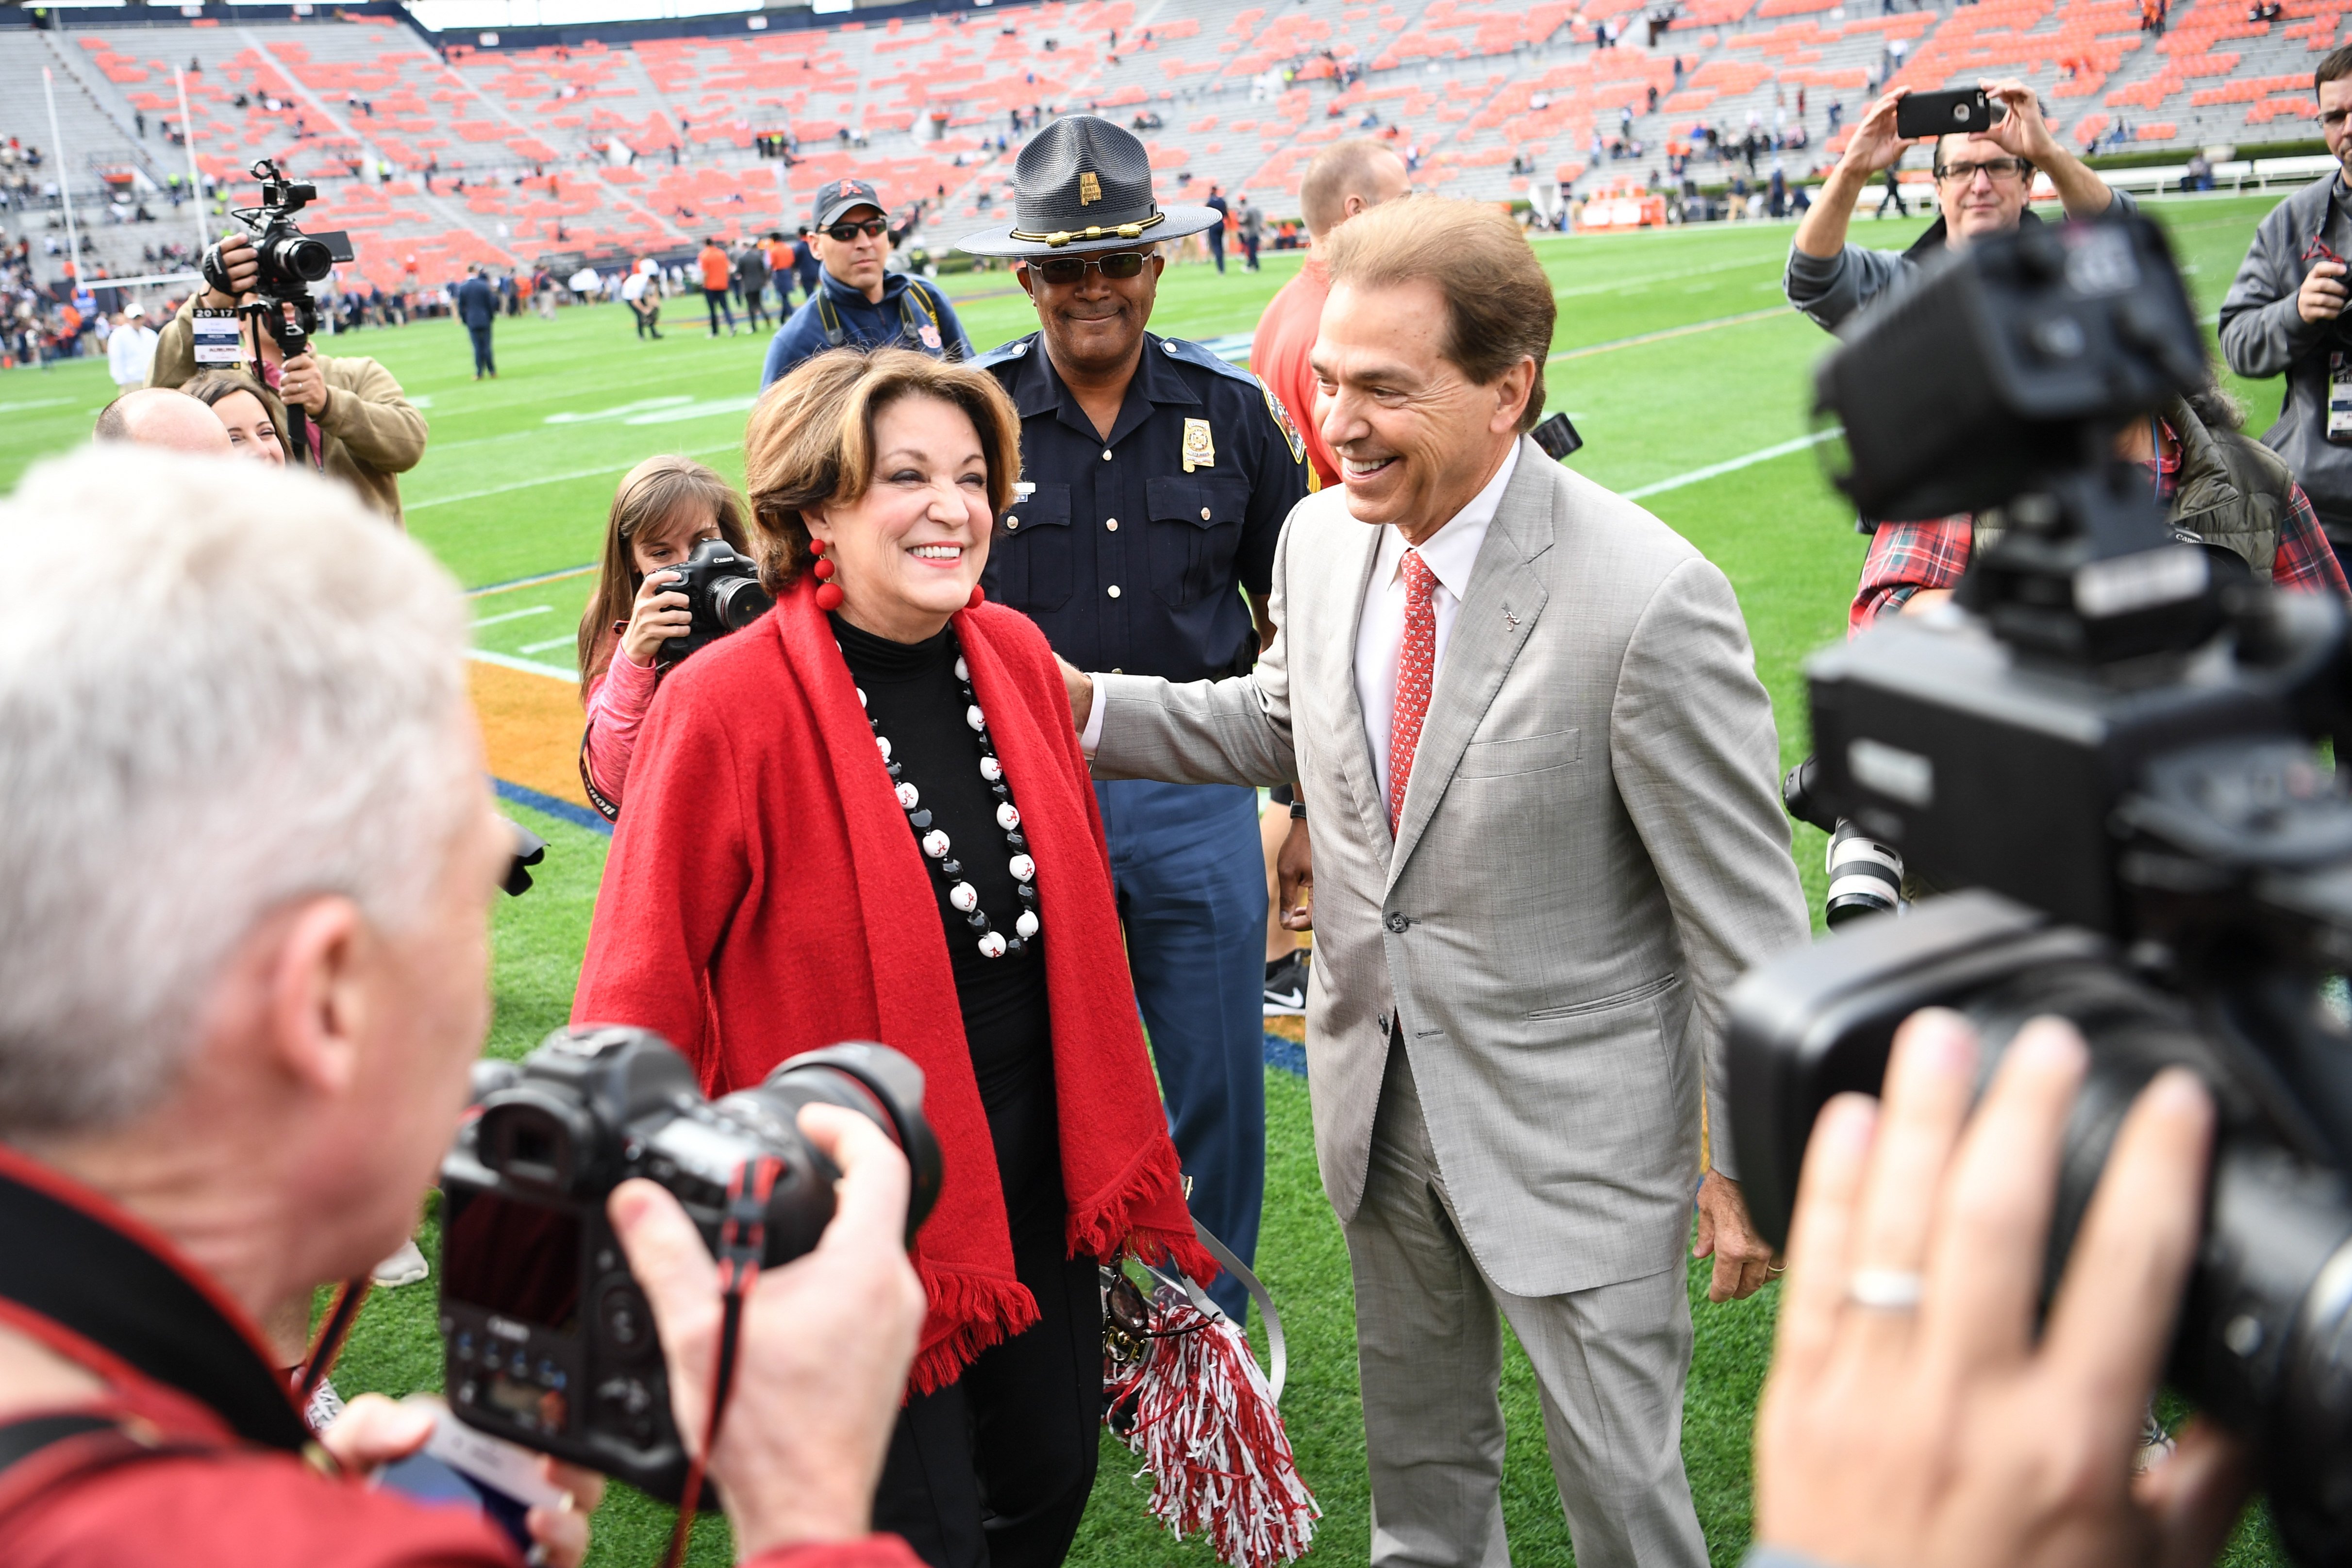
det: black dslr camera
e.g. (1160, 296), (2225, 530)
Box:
(437, 1026), (943, 1500)
(1729, 214), (2352, 1563)
(658, 538), (774, 665)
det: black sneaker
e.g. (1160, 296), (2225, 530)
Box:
(1264, 950), (1309, 1017)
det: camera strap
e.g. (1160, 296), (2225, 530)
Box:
(0, 1159), (311, 1456)
(661, 1153), (784, 1568)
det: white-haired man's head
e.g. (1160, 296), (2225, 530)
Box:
(0, 447), (507, 1304)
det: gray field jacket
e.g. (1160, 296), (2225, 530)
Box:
(1782, 187), (2139, 335)
(2219, 171), (2352, 530)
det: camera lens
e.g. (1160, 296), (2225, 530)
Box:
(711, 574), (774, 631)
(272, 234), (334, 284)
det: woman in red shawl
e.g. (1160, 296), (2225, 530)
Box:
(571, 348), (1211, 1568)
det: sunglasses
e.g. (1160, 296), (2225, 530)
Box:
(824, 218), (888, 242)
(1024, 250), (1151, 286)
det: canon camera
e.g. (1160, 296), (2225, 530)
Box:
(1728, 212), (2352, 1564)
(437, 1026), (943, 1500)
(660, 538), (774, 665)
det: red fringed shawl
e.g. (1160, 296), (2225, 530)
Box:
(573, 576), (1213, 1393)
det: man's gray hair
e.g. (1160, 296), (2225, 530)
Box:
(0, 446), (477, 1137)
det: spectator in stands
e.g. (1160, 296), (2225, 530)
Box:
(734, 236), (773, 332)
(106, 301), (155, 393)
(1785, 79), (2127, 334)
(573, 455), (753, 815)
(2219, 42), (2352, 551)
(1204, 183), (1230, 272)
(183, 369), (290, 467)
(959, 117), (1308, 1326)
(454, 264), (498, 381)
(1852, 377), (2349, 626)
(698, 236), (743, 337)
(759, 180), (971, 390)
(93, 386), (232, 455)
(151, 233), (428, 526)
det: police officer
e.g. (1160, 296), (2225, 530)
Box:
(958, 117), (1312, 1322)
(761, 178), (973, 388)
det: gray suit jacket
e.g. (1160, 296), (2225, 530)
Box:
(1091, 438), (1810, 1298)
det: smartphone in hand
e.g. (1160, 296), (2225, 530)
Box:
(1896, 88), (1996, 141)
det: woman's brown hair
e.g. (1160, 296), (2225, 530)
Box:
(742, 346), (1023, 593)
(574, 454), (751, 701)
(181, 369), (293, 457)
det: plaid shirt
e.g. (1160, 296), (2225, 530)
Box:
(1850, 431), (2352, 633)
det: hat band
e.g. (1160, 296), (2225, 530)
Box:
(1009, 210), (1165, 248)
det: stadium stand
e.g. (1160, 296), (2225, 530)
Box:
(2, 0), (2343, 294)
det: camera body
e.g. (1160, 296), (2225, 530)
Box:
(201, 159), (353, 322)
(1734, 213), (2352, 1562)
(437, 1026), (942, 1500)
(659, 538), (775, 665)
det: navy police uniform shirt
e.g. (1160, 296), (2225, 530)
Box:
(976, 331), (1312, 684)
(760, 268), (975, 389)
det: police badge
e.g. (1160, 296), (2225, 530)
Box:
(1181, 417), (1216, 473)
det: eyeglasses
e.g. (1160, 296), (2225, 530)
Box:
(2322, 108), (2352, 131)
(1023, 250), (1151, 286)
(1933, 157), (2030, 183)
(823, 218), (888, 242)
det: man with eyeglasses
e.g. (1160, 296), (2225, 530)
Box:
(2220, 43), (2352, 552)
(758, 179), (972, 389)
(1784, 78), (2128, 334)
(958, 117), (1311, 1325)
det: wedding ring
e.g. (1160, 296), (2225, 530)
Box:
(1845, 1267), (1925, 1311)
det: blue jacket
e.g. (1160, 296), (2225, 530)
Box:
(759, 268), (973, 389)
(454, 276), (497, 330)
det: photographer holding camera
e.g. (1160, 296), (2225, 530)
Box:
(1785, 79), (2126, 334)
(150, 229), (428, 527)
(2218, 45), (2352, 553)
(0, 447), (928, 1568)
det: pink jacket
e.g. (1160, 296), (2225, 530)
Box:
(582, 644), (659, 805)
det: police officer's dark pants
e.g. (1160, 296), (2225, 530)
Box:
(1207, 228), (1226, 273)
(1098, 777), (1266, 1322)
(703, 286), (736, 334)
(466, 323), (493, 376)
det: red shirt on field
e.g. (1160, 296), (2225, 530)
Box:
(1250, 254), (1338, 489)
(699, 244), (732, 291)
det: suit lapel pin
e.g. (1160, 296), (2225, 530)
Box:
(1504, 607), (1520, 631)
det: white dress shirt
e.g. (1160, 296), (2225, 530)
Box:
(1355, 441), (1518, 805)
(1078, 441), (1520, 767)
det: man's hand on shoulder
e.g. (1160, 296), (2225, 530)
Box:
(1694, 1168), (1778, 1302)
(1056, 652), (1095, 733)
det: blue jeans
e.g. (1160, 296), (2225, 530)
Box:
(1096, 778), (1265, 1323)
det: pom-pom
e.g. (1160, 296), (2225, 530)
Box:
(967, 584), (986, 608)
(1103, 1273), (1319, 1566)
(814, 582), (844, 611)
(812, 558), (836, 581)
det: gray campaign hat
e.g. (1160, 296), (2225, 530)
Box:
(955, 116), (1220, 258)
(812, 178), (886, 229)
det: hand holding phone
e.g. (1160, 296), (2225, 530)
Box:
(1895, 87), (1996, 141)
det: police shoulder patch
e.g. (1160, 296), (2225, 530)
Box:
(968, 334), (1036, 369)
(1261, 384), (1306, 465)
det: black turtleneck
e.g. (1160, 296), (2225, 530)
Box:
(830, 614), (1061, 1231)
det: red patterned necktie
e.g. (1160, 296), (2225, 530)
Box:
(1387, 548), (1438, 834)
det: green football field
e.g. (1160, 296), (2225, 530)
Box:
(0, 194), (2299, 1566)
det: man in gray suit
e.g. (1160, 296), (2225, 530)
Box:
(1062, 197), (1810, 1567)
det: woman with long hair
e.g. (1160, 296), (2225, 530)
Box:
(572, 348), (1210, 1568)
(573, 455), (751, 809)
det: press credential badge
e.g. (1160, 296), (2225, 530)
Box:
(191, 309), (244, 367)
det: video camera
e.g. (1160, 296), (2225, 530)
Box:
(436, 1026), (942, 1500)
(200, 158), (354, 462)
(659, 538), (773, 666)
(1728, 213), (2352, 1562)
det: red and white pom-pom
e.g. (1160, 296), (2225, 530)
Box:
(1105, 1279), (1319, 1567)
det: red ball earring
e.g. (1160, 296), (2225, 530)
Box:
(966, 584), (986, 609)
(809, 536), (843, 608)
(815, 582), (844, 611)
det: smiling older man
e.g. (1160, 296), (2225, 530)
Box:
(1062, 196), (1808, 1568)
(1784, 78), (2130, 334)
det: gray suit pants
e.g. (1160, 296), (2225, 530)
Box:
(1347, 1046), (1709, 1568)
